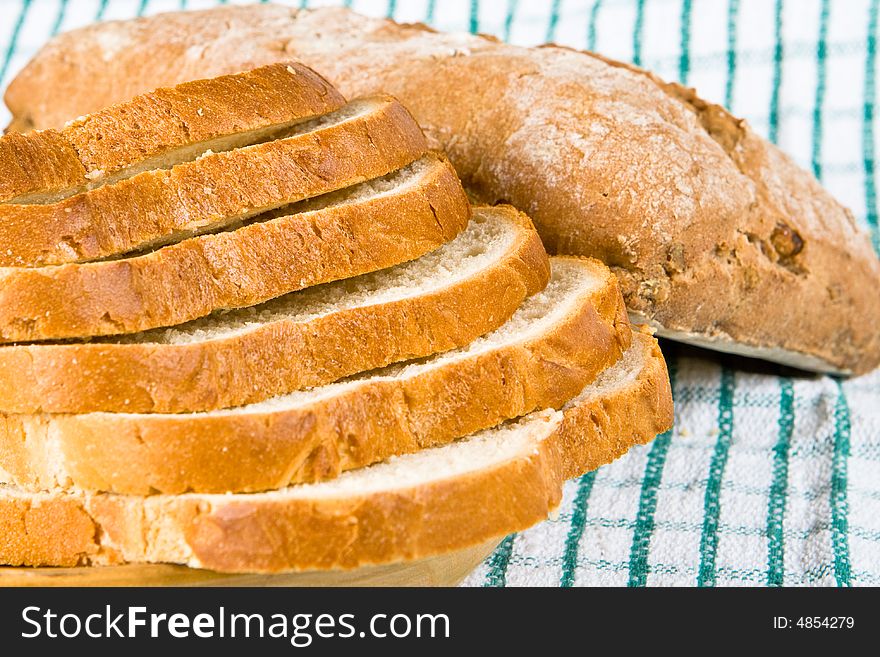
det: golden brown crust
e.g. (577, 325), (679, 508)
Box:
(0, 205), (548, 414)
(0, 492), (102, 568)
(0, 154), (470, 342)
(10, 6), (876, 373)
(0, 62), (345, 204)
(0, 332), (671, 571)
(0, 256), (625, 495)
(0, 96), (427, 267)
(0, 131), (85, 204)
(554, 326), (674, 480)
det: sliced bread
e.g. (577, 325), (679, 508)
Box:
(0, 62), (345, 205)
(0, 205), (548, 414)
(0, 96), (427, 267)
(0, 331), (671, 571)
(0, 255), (627, 494)
(0, 153), (470, 343)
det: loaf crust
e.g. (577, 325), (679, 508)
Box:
(9, 6), (876, 373)
(0, 205), (548, 414)
(0, 154), (470, 342)
(0, 332), (671, 571)
(0, 96), (427, 266)
(0, 62), (344, 204)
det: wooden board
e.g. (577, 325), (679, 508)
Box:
(0, 539), (499, 587)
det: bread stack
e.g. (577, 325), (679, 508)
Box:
(0, 64), (672, 575)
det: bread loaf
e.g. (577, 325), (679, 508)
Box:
(8, 5), (876, 373)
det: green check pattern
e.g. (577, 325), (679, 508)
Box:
(1, 0), (878, 587)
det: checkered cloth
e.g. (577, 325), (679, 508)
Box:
(1, 0), (878, 587)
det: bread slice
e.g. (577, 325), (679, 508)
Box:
(0, 96), (427, 267)
(0, 205), (548, 414)
(0, 255), (627, 495)
(18, 7), (878, 374)
(0, 62), (345, 205)
(0, 330), (671, 571)
(0, 153), (469, 343)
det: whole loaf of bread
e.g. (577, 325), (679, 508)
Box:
(6, 4), (880, 374)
